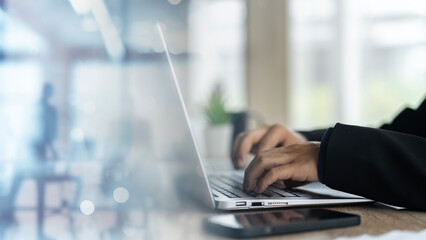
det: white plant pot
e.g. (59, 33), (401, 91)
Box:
(204, 123), (233, 158)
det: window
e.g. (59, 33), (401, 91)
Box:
(188, 0), (246, 112)
(288, 0), (426, 129)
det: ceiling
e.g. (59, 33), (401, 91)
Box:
(1, 0), (189, 57)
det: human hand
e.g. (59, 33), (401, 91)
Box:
(231, 124), (308, 169)
(243, 142), (320, 193)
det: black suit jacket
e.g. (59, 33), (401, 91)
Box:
(305, 97), (426, 210)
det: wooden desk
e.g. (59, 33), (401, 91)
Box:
(1, 160), (424, 239)
(148, 201), (426, 240)
(147, 161), (426, 240)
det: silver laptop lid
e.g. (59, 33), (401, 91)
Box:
(156, 23), (215, 208)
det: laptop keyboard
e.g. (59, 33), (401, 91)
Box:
(209, 174), (300, 199)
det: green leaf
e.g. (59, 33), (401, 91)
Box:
(203, 84), (230, 125)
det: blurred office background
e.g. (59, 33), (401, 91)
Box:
(0, 0), (425, 239)
(247, 0), (426, 129)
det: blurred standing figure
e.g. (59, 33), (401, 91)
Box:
(0, 83), (59, 228)
(34, 83), (58, 161)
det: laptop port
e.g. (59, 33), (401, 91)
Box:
(236, 201), (247, 206)
(251, 202), (263, 207)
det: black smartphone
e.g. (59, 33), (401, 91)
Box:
(203, 208), (360, 238)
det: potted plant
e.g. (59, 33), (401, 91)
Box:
(203, 85), (233, 158)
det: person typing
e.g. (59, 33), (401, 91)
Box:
(231, 97), (426, 210)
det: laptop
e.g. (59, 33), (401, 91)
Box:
(156, 23), (372, 210)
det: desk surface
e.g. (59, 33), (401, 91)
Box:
(150, 203), (426, 240)
(147, 161), (426, 240)
(2, 161), (425, 239)
(145, 161), (426, 240)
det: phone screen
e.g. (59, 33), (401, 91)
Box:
(205, 208), (360, 238)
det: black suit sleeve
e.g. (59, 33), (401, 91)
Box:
(301, 97), (426, 209)
(321, 123), (426, 210)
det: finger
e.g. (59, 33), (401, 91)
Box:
(233, 126), (269, 168)
(255, 124), (287, 154)
(244, 146), (298, 191)
(231, 132), (245, 168)
(244, 152), (293, 191)
(255, 165), (294, 193)
(284, 179), (309, 188)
